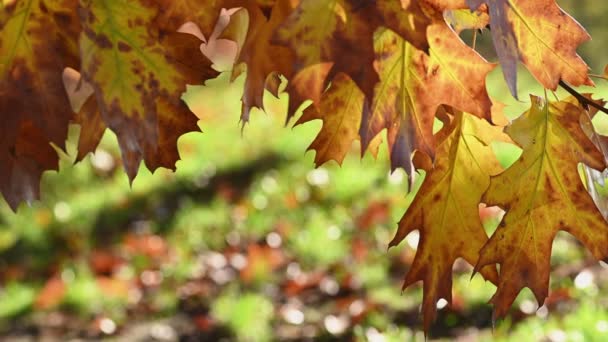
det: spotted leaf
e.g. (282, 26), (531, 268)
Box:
(476, 96), (608, 318)
(79, 0), (219, 181)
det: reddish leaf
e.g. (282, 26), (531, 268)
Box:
(0, 0), (81, 209)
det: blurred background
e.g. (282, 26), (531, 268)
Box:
(1, 2), (608, 341)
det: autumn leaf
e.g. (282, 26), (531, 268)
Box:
(79, 0), (219, 181)
(422, 0), (468, 11)
(62, 68), (106, 162)
(475, 96), (608, 318)
(361, 24), (495, 176)
(444, 7), (489, 33)
(467, 0), (593, 97)
(0, 0), (82, 210)
(389, 109), (508, 331)
(298, 73), (366, 166)
(273, 0), (379, 119)
(35, 276), (66, 310)
(157, 0), (229, 41)
(376, 0), (430, 52)
(225, 0), (295, 124)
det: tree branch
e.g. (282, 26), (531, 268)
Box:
(559, 80), (608, 115)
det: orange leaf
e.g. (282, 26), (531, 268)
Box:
(468, 0), (592, 97)
(361, 23), (495, 176)
(35, 276), (66, 310)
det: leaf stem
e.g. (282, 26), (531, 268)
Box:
(589, 73), (608, 81)
(558, 80), (608, 115)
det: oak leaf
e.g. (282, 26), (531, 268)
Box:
(79, 0), (219, 181)
(444, 7), (489, 33)
(298, 73), (366, 166)
(225, 0), (295, 124)
(273, 0), (379, 119)
(475, 96), (608, 318)
(389, 109), (508, 331)
(361, 24), (494, 177)
(467, 0), (593, 97)
(0, 0), (82, 210)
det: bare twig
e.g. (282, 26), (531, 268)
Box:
(558, 80), (608, 115)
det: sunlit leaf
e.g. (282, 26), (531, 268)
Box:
(390, 109), (510, 330)
(79, 0), (219, 180)
(476, 96), (608, 318)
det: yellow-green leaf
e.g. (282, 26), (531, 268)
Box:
(79, 0), (219, 180)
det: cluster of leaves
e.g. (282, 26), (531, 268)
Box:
(2, 0), (608, 332)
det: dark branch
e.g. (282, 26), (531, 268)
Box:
(559, 80), (608, 115)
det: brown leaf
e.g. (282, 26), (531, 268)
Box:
(0, 0), (81, 209)
(224, 0), (295, 124)
(376, 0), (430, 51)
(273, 0), (379, 119)
(62, 68), (105, 161)
(356, 200), (391, 230)
(35, 276), (66, 310)
(157, 0), (229, 41)
(240, 243), (285, 283)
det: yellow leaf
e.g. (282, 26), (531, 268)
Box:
(390, 109), (510, 331)
(298, 73), (365, 166)
(476, 96), (608, 318)
(444, 8), (489, 33)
